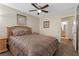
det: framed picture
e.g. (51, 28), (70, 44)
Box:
(17, 14), (26, 26)
(43, 21), (49, 28)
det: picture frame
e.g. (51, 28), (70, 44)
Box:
(43, 21), (49, 28)
(17, 14), (26, 26)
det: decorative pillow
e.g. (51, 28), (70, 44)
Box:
(11, 28), (32, 36)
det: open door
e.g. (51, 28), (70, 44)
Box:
(61, 16), (76, 40)
(61, 21), (67, 38)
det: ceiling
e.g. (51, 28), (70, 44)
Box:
(0, 3), (78, 17)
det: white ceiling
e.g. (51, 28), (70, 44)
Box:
(0, 3), (78, 17)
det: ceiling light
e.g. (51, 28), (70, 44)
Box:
(37, 10), (41, 13)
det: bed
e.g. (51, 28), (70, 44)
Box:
(7, 26), (59, 56)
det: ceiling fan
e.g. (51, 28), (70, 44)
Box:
(29, 3), (49, 15)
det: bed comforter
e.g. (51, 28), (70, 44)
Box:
(8, 34), (58, 56)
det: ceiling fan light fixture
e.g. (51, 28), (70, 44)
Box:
(37, 10), (42, 13)
(30, 3), (49, 15)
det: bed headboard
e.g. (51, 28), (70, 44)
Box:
(7, 26), (32, 37)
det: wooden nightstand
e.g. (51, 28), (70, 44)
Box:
(0, 37), (8, 53)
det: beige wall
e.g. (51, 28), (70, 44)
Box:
(27, 15), (40, 33)
(0, 4), (40, 37)
(39, 16), (61, 42)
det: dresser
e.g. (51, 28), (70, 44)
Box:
(0, 37), (8, 53)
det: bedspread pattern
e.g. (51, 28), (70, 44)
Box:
(8, 34), (58, 56)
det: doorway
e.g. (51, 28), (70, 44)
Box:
(60, 16), (77, 49)
(61, 21), (68, 39)
(61, 16), (74, 40)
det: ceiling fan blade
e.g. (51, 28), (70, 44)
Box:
(31, 3), (39, 9)
(29, 10), (37, 12)
(35, 3), (42, 8)
(42, 10), (48, 13)
(41, 4), (49, 9)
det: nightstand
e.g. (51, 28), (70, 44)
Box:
(0, 37), (8, 53)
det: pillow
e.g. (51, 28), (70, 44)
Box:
(11, 28), (32, 36)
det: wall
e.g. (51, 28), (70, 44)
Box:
(39, 16), (61, 41)
(72, 6), (77, 51)
(67, 17), (74, 39)
(0, 14), (17, 37)
(0, 4), (40, 37)
(72, 19), (77, 51)
(27, 15), (40, 33)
